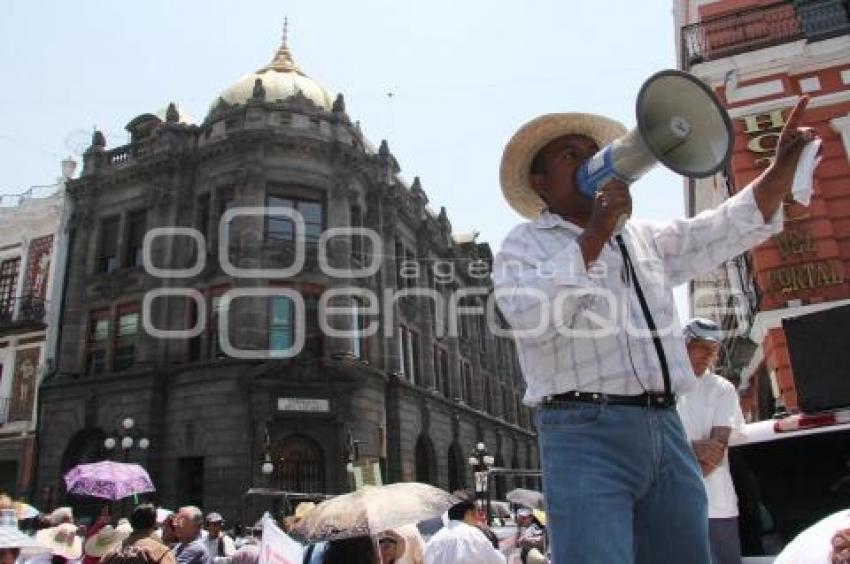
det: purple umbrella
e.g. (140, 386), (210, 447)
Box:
(63, 461), (155, 501)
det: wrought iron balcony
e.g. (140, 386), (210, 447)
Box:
(682, 0), (850, 66)
(0, 295), (47, 331)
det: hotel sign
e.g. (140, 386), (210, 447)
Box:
(740, 109), (786, 168)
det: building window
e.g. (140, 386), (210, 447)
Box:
(187, 297), (201, 362)
(216, 189), (235, 249)
(461, 360), (473, 405)
(433, 346), (449, 397)
(125, 211), (146, 268)
(477, 310), (488, 351)
(350, 297), (369, 361)
(268, 292), (323, 358)
(350, 205), (363, 263)
(304, 296), (322, 357)
(398, 325), (420, 385)
(266, 196), (323, 243)
(113, 305), (139, 371)
(97, 217), (120, 274)
(0, 258), (20, 320)
(219, 190), (235, 216)
(208, 288), (228, 359)
(86, 309), (110, 375)
(269, 296), (294, 353)
(198, 194), (211, 242)
(483, 373), (493, 414)
(395, 241), (418, 290)
(516, 395), (524, 427)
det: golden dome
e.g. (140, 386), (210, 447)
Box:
(212, 24), (333, 112)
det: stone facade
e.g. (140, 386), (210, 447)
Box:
(34, 37), (537, 522)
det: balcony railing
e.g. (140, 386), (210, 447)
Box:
(683, 1), (850, 66)
(682, 2), (803, 65)
(0, 398), (8, 425)
(0, 295), (47, 330)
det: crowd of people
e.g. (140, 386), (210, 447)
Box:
(0, 489), (549, 564)
(0, 501), (259, 564)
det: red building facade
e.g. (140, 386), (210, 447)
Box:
(676, 0), (850, 417)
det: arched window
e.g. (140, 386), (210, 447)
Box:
(415, 436), (437, 485)
(447, 443), (466, 492)
(271, 435), (325, 493)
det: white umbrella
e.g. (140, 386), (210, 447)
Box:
(506, 488), (545, 510)
(294, 482), (457, 543)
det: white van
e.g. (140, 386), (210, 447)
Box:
(730, 410), (850, 563)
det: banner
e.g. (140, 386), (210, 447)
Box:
(259, 516), (303, 564)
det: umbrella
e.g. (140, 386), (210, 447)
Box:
(63, 461), (155, 501)
(294, 482), (457, 543)
(507, 488), (545, 510)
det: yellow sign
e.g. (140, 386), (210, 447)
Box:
(740, 109), (787, 168)
(767, 260), (845, 293)
(773, 229), (816, 260)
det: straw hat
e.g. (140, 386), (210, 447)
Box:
(0, 508), (47, 555)
(116, 518), (132, 534)
(293, 502), (315, 521)
(499, 113), (627, 219)
(84, 525), (131, 558)
(35, 522), (82, 559)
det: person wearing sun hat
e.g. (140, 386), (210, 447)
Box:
(677, 317), (746, 564)
(0, 507), (48, 564)
(35, 521), (82, 562)
(83, 525), (131, 562)
(492, 95), (818, 564)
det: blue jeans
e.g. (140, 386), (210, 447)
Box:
(536, 400), (710, 564)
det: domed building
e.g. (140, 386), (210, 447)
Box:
(34, 28), (537, 520)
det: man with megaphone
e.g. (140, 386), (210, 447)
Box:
(492, 70), (818, 564)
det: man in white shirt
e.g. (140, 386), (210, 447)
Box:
(202, 513), (235, 561)
(677, 317), (746, 564)
(492, 95), (817, 564)
(423, 497), (505, 564)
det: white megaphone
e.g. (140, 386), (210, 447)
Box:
(575, 70), (733, 208)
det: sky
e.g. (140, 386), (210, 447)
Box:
(0, 0), (688, 313)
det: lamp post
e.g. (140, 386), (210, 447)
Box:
(104, 417), (150, 462)
(468, 442), (495, 524)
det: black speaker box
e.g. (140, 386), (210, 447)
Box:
(782, 303), (850, 413)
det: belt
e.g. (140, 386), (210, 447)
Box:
(543, 390), (677, 409)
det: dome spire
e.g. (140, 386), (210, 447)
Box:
(258, 18), (302, 75)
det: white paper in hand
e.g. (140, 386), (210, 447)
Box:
(791, 138), (822, 206)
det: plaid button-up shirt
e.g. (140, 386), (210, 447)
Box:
(492, 186), (782, 406)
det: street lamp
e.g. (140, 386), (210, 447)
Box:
(469, 442), (495, 524)
(261, 453), (275, 477)
(104, 417), (149, 462)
